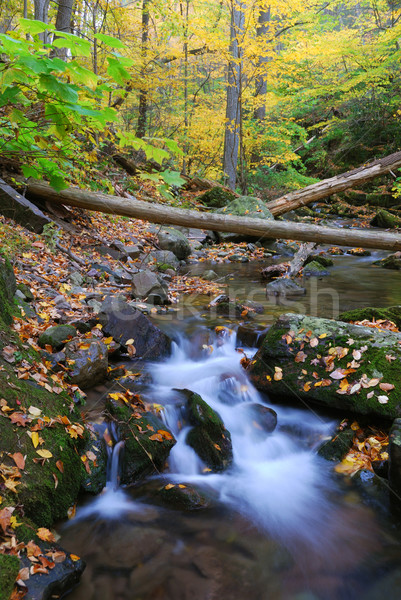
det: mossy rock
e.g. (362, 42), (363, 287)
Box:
(305, 255), (334, 268)
(105, 400), (176, 485)
(197, 187), (236, 209)
(339, 306), (401, 329)
(0, 554), (19, 600)
(179, 389), (233, 472)
(81, 428), (108, 494)
(318, 426), (354, 461)
(248, 313), (401, 419)
(303, 260), (330, 276)
(38, 324), (77, 351)
(374, 252), (401, 270)
(0, 254), (16, 326)
(370, 209), (401, 229)
(216, 196), (273, 220)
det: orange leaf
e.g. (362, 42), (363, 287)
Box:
(11, 452), (25, 470)
(37, 527), (56, 542)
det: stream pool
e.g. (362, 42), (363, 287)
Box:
(60, 251), (401, 600)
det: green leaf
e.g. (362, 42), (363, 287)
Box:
(164, 139), (183, 156)
(19, 18), (55, 35)
(94, 33), (125, 49)
(18, 55), (51, 75)
(107, 57), (130, 85)
(1, 68), (30, 85)
(144, 145), (169, 164)
(68, 63), (98, 87)
(49, 174), (69, 192)
(52, 33), (91, 57)
(160, 170), (185, 187)
(22, 165), (40, 179)
(39, 74), (78, 103)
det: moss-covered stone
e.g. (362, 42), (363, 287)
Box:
(305, 255), (334, 268)
(179, 389), (233, 472)
(339, 306), (401, 329)
(38, 324), (77, 351)
(216, 196), (273, 220)
(248, 313), (401, 419)
(370, 209), (401, 229)
(157, 227), (191, 260)
(374, 252), (401, 270)
(0, 254), (16, 326)
(64, 338), (108, 389)
(197, 187), (236, 209)
(318, 427), (354, 461)
(0, 554), (19, 600)
(303, 260), (330, 276)
(105, 400), (176, 485)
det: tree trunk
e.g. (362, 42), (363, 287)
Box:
(34, 0), (51, 42)
(254, 4), (271, 122)
(136, 0), (150, 139)
(266, 150), (401, 216)
(53, 0), (75, 59)
(223, 0), (245, 191)
(26, 180), (401, 251)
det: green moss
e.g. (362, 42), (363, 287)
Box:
(197, 187), (236, 209)
(0, 554), (19, 600)
(370, 209), (401, 229)
(339, 306), (401, 329)
(248, 313), (401, 419)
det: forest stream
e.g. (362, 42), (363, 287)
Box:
(59, 253), (401, 600)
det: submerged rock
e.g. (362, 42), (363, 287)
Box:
(98, 295), (171, 360)
(157, 227), (191, 260)
(248, 313), (401, 419)
(38, 324), (77, 351)
(132, 479), (216, 511)
(238, 403), (277, 440)
(389, 418), (401, 499)
(106, 400), (176, 485)
(64, 338), (108, 389)
(265, 278), (306, 298)
(179, 389), (233, 472)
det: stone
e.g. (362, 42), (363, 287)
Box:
(339, 305), (401, 329)
(86, 298), (103, 313)
(303, 260), (330, 277)
(40, 350), (66, 372)
(64, 338), (108, 389)
(389, 418), (401, 498)
(134, 480), (216, 510)
(304, 255), (334, 268)
(228, 254), (249, 262)
(0, 554), (19, 600)
(265, 278), (306, 297)
(236, 324), (268, 348)
(151, 250), (180, 270)
(216, 195), (273, 219)
(248, 312), (401, 419)
(20, 544), (85, 600)
(38, 324), (77, 351)
(81, 426), (108, 494)
(98, 295), (172, 359)
(202, 270), (218, 281)
(238, 403), (277, 440)
(351, 469), (390, 518)
(370, 209), (401, 229)
(106, 400), (175, 485)
(179, 389), (233, 472)
(157, 227), (191, 260)
(16, 282), (34, 301)
(131, 270), (168, 305)
(318, 426), (354, 461)
(374, 252), (401, 270)
(68, 271), (84, 286)
(196, 186), (236, 209)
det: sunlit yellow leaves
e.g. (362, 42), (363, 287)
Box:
(36, 449), (53, 459)
(37, 527), (56, 542)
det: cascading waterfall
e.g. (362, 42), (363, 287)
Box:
(149, 327), (338, 548)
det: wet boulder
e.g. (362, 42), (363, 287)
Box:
(374, 252), (401, 270)
(179, 389), (233, 472)
(151, 250), (180, 270)
(157, 227), (191, 260)
(38, 324), (77, 351)
(265, 278), (306, 298)
(389, 418), (401, 498)
(0, 254), (16, 324)
(303, 260), (330, 277)
(105, 399), (176, 485)
(248, 313), (401, 419)
(131, 270), (169, 305)
(216, 196), (273, 220)
(64, 338), (108, 389)
(318, 425), (354, 462)
(132, 479), (217, 511)
(238, 403), (277, 440)
(81, 426), (108, 494)
(98, 295), (171, 360)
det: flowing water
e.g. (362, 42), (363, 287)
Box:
(60, 251), (401, 600)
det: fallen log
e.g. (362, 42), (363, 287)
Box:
(26, 180), (401, 251)
(0, 178), (50, 233)
(261, 242), (316, 281)
(266, 150), (401, 216)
